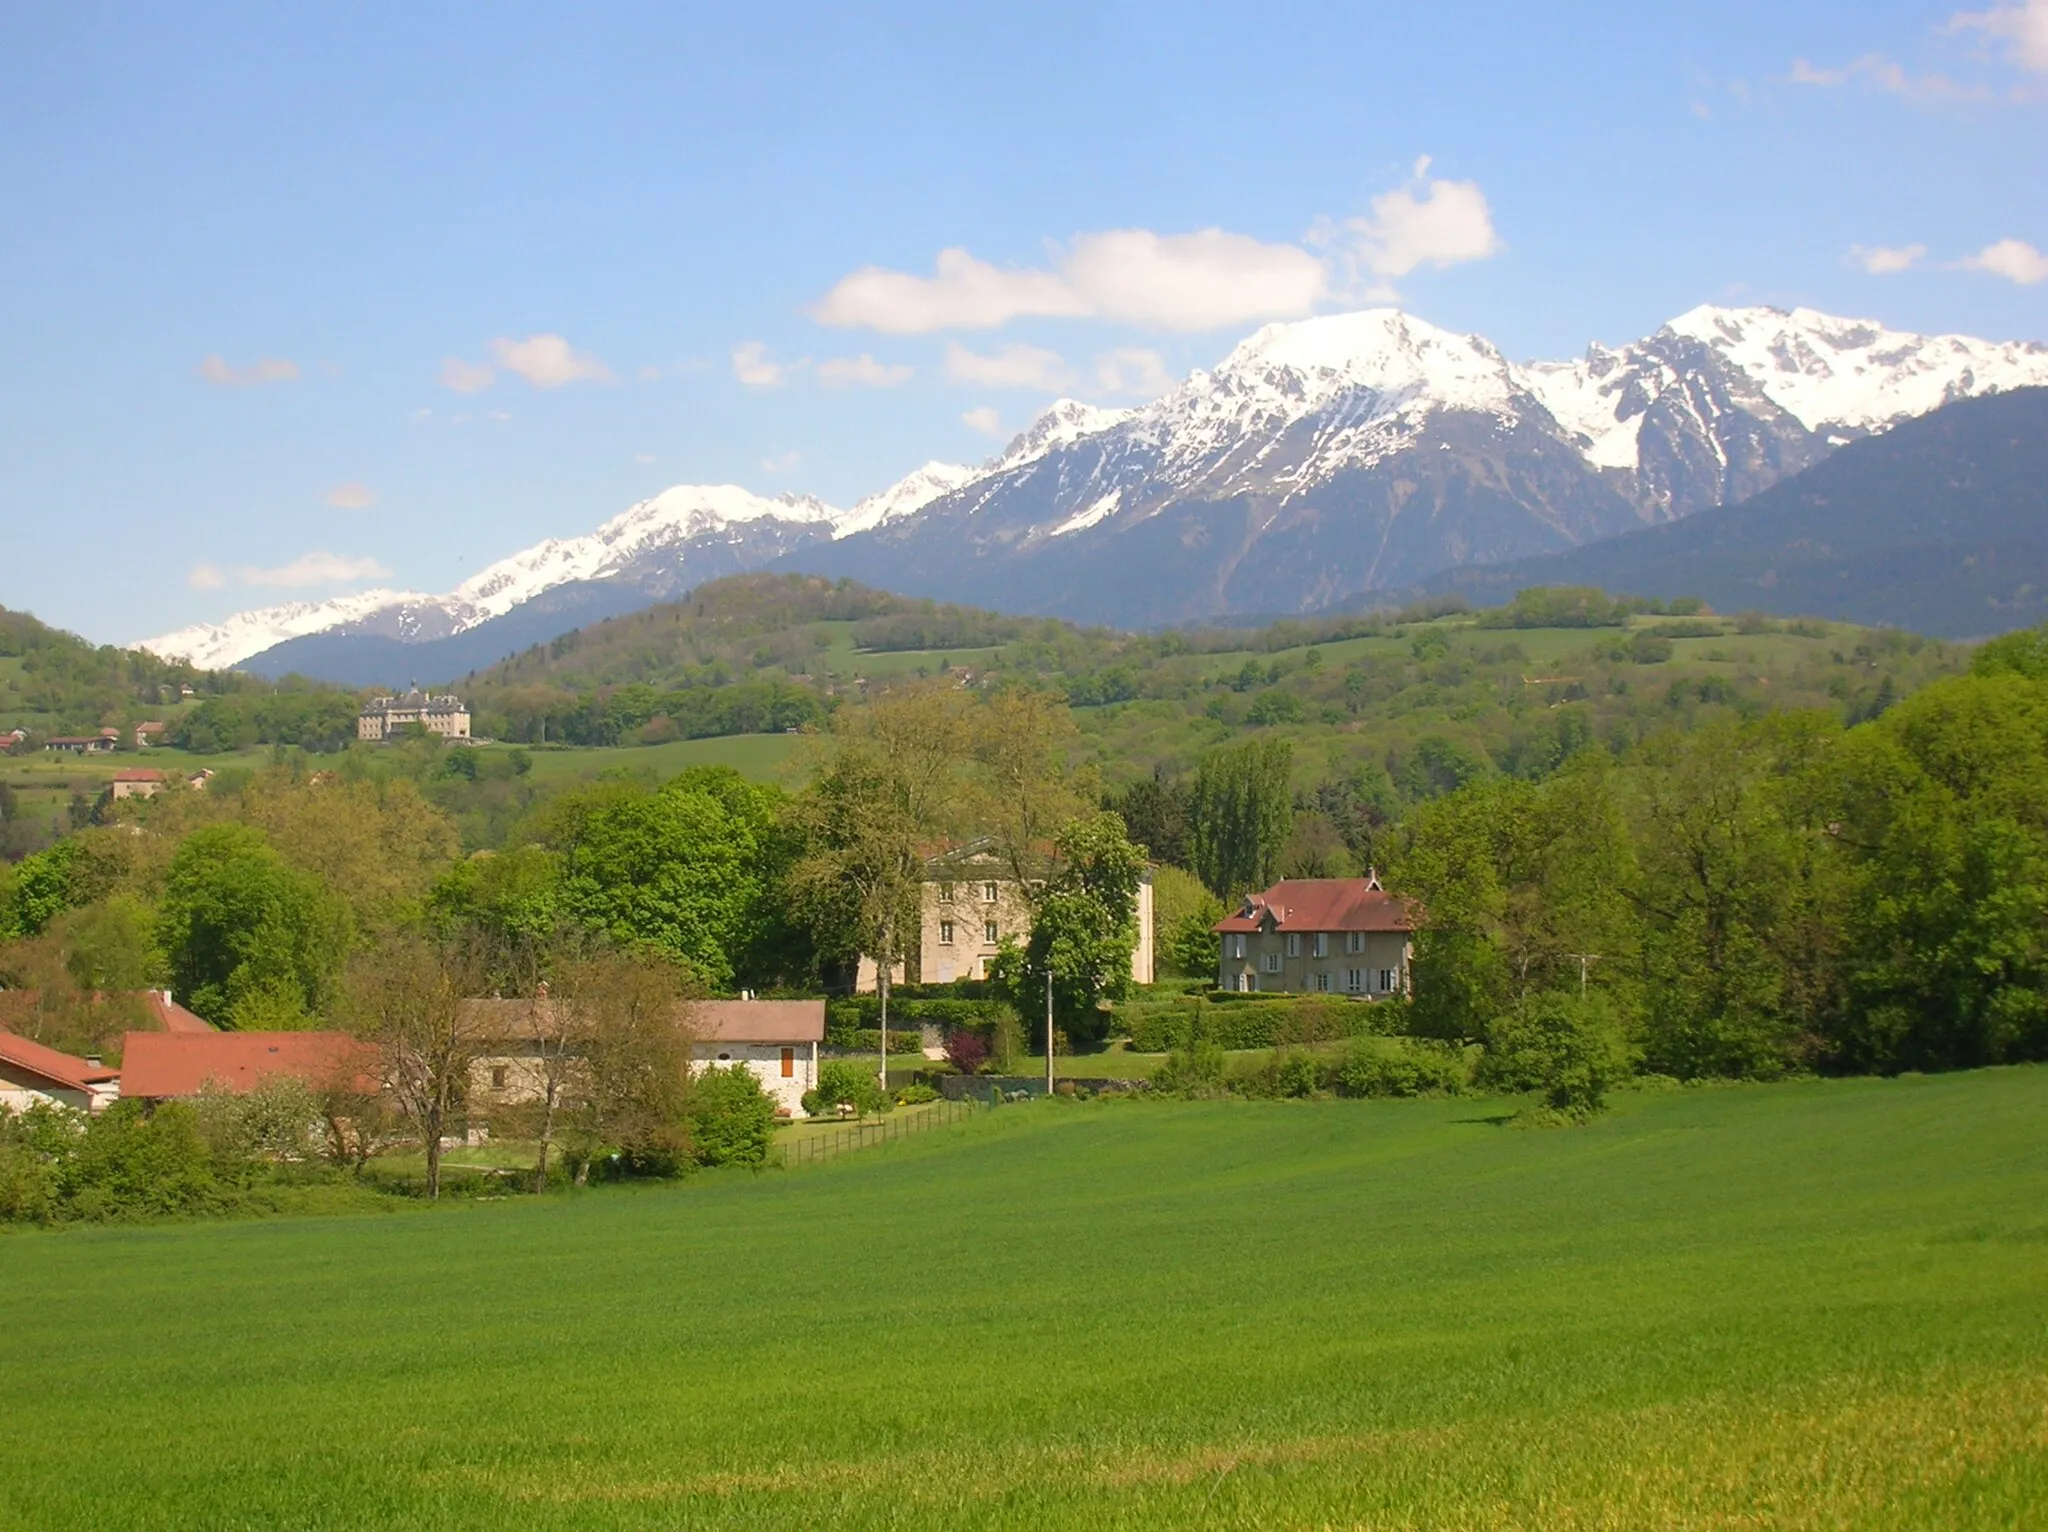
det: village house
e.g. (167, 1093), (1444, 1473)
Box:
(118, 1030), (374, 1102)
(1213, 875), (1416, 997)
(0, 1031), (121, 1114)
(859, 839), (1156, 991)
(110, 767), (167, 801)
(134, 721), (167, 748)
(463, 996), (825, 1120)
(357, 689), (472, 742)
(44, 730), (118, 754)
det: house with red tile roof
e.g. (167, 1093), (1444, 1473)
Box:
(0, 1031), (121, 1114)
(110, 767), (168, 800)
(119, 1031), (376, 1101)
(1212, 876), (1416, 997)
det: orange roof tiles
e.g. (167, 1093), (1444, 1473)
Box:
(0, 1030), (120, 1090)
(119, 1031), (376, 1099)
(1213, 878), (1417, 935)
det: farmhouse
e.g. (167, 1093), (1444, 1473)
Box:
(464, 996), (825, 1120)
(134, 721), (167, 747)
(44, 731), (118, 754)
(118, 1030), (374, 1101)
(358, 689), (471, 742)
(861, 837), (1156, 989)
(0, 1031), (121, 1114)
(1214, 875), (1415, 996)
(110, 767), (167, 800)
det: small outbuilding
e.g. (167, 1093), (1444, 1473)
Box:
(0, 1031), (121, 1114)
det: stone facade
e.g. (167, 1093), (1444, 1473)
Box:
(1213, 877), (1416, 998)
(358, 689), (471, 741)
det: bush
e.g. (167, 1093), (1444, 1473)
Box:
(56, 1101), (246, 1221)
(690, 1065), (776, 1166)
(1337, 1039), (1471, 1098)
(1152, 1042), (1226, 1097)
(942, 1028), (989, 1074)
(894, 1084), (939, 1105)
(1121, 996), (1379, 1052)
(1480, 992), (1636, 1119)
(1229, 1049), (1333, 1098)
(810, 1059), (891, 1117)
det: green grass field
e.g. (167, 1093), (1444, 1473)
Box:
(505, 733), (806, 786)
(4, 1067), (2045, 1529)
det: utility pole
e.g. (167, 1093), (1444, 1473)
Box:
(1045, 967), (1055, 1096)
(1565, 953), (1602, 996)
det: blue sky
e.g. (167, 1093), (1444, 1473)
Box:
(1, 0), (2043, 644)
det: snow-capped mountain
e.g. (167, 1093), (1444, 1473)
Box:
(142, 484), (842, 669)
(142, 303), (2048, 672)
(796, 305), (2048, 624)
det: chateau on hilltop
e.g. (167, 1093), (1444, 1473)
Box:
(358, 689), (471, 742)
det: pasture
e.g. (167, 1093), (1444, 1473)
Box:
(3, 1067), (2045, 1529)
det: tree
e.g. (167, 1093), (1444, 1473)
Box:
(339, 936), (490, 1199)
(971, 686), (1089, 890)
(992, 813), (1143, 1046)
(155, 824), (351, 1028)
(1188, 739), (1293, 897)
(1152, 864), (1224, 979)
(789, 687), (969, 1075)
(1105, 770), (1192, 868)
(1478, 991), (1636, 1120)
(550, 944), (697, 1181)
(689, 1065), (775, 1167)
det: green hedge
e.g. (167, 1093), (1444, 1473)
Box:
(1118, 997), (1399, 1052)
(826, 996), (1016, 1044)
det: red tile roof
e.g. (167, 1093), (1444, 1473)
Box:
(112, 768), (167, 783)
(457, 998), (824, 1045)
(1213, 878), (1417, 934)
(118, 1031), (377, 1099)
(0, 1030), (120, 1090)
(141, 992), (218, 1033)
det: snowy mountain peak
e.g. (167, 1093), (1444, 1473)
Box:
(993, 399), (1133, 472)
(834, 461), (978, 539)
(1194, 308), (1519, 423)
(136, 588), (434, 672)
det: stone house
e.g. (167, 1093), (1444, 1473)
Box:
(463, 997), (825, 1121)
(1213, 876), (1416, 997)
(358, 690), (472, 742)
(110, 768), (167, 801)
(858, 838), (1156, 990)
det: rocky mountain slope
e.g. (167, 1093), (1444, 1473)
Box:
(140, 304), (2048, 675)
(1425, 386), (2048, 638)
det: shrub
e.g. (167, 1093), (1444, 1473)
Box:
(1337, 1039), (1471, 1098)
(943, 1028), (989, 1074)
(57, 1101), (243, 1221)
(690, 1065), (776, 1166)
(811, 1059), (891, 1117)
(1152, 1042), (1226, 1097)
(1480, 992), (1636, 1119)
(895, 1084), (939, 1105)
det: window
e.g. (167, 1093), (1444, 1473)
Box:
(780, 1047), (794, 1079)
(1235, 972), (1252, 992)
(982, 881), (999, 902)
(984, 920), (999, 944)
(940, 919), (955, 945)
(1263, 953), (1283, 974)
(1346, 931), (1365, 954)
(1313, 933), (1329, 958)
(490, 1066), (508, 1089)
(938, 881), (955, 903)
(1379, 969), (1396, 992)
(1346, 969), (1364, 993)
(1284, 933), (1302, 958)
(1231, 934), (1246, 959)
(1315, 972), (1330, 992)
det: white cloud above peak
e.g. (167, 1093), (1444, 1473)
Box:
(945, 341), (1075, 390)
(491, 333), (613, 387)
(325, 481), (377, 509)
(1851, 242), (1928, 274)
(815, 353), (914, 388)
(732, 340), (795, 388)
(812, 162), (1500, 335)
(1959, 237), (2048, 283)
(242, 551), (394, 588)
(198, 354), (300, 386)
(961, 406), (1005, 436)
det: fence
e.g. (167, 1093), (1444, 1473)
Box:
(936, 1075), (1147, 1102)
(770, 1095), (981, 1169)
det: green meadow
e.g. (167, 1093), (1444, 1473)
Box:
(4, 1068), (2046, 1529)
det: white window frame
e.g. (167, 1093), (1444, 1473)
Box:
(984, 920), (999, 944)
(1379, 968), (1396, 992)
(939, 920), (954, 945)
(1284, 933), (1302, 958)
(938, 881), (955, 903)
(1313, 933), (1329, 958)
(1346, 969), (1364, 993)
(1314, 972), (1330, 993)
(1231, 934), (1246, 960)
(1263, 952), (1283, 974)
(982, 881), (999, 903)
(1346, 931), (1365, 954)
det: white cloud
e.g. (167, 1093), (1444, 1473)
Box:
(1093, 348), (1175, 399)
(814, 248), (1089, 333)
(961, 407), (1005, 437)
(439, 357), (496, 394)
(1060, 228), (1327, 330)
(1331, 157), (1504, 281)
(815, 353), (915, 388)
(944, 341), (1075, 390)
(813, 163), (1505, 332)
(1850, 242), (1927, 274)
(238, 551), (394, 588)
(1786, 53), (1987, 102)
(187, 562), (227, 590)
(325, 481), (377, 510)
(732, 341), (794, 389)
(490, 333), (613, 387)
(634, 452), (656, 465)
(1958, 237), (2048, 283)
(198, 354), (300, 387)
(1951, 1), (2048, 73)
(761, 450), (802, 474)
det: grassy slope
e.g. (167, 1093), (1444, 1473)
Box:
(507, 733), (806, 786)
(4, 1069), (2046, 1530)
